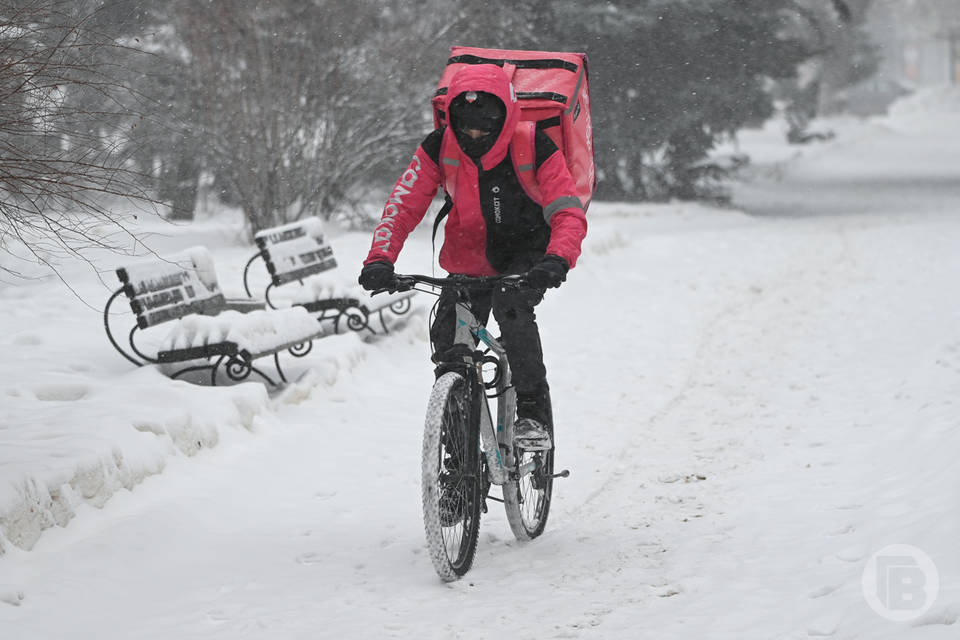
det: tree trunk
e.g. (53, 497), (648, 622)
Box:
(167, 152), (199, 220)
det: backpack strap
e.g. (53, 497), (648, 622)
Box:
(511, 121), (542, 205)
(431, 195), (453, 253)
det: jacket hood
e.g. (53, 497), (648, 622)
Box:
(443, 64), (519, 171)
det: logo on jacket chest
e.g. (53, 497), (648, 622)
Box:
(491, 185), (502, 224)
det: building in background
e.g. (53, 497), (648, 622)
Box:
(868, 0), (960, 86)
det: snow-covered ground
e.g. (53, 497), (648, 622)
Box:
(2, 88), (959, 639)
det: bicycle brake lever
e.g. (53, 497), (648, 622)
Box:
(393, 276), (415, 292)
(371, 276), (414, 296)
(500, 274), (528, 290)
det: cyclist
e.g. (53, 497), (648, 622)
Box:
(358, 63), (587, 451)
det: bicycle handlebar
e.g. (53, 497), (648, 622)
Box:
(372, 273), (529, 296)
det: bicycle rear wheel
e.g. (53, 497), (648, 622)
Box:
(421, 372), (483, 581)
(503, 399), (554, 541)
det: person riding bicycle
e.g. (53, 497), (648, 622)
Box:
(358, 63), (587, 451)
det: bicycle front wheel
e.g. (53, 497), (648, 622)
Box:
(421, 372), (483, 581)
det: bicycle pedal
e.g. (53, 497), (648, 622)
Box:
(551, 469), (571, 479)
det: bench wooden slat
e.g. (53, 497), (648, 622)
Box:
(254, 218), (337, 287)
(157, 342), (238, 363)
(118, 247), (227, 329)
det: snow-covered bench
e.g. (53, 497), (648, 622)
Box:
(104, 247), (331, 386)
(242, 217), (415, 334)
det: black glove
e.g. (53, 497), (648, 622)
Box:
(526, 255), (569, 289)
(358, 260), (395, 291)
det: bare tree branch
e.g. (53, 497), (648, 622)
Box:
(0, 0), (162, 281)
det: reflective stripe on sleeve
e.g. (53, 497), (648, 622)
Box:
(442, 157), (459, 167)
(543, 196), (583, 223)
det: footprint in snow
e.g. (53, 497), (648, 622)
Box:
(654, 585), (682, 598)
(911, 603), (960, 627)
(0, 589), (25, 607)
(12, 333), (42, 346)
(806, 618), (838, 636)
(380, 536), (398, 549)
(658, 473), (707, 484)
(808, 584), (841, 599)
(33, 383), (88, 402)
(834, 503), (862, 511)
(836, 544), (866, 562)
(206, 610), (229, 623)
(826, 524), (855, 536)
(295, 552), (324, 566)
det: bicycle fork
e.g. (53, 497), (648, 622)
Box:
(472, 340), (512, 487)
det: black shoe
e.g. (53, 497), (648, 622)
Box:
(513, 417), (553, 451)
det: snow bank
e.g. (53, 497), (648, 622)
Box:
(0, 208), (427, 556)
(888, 84), (960, 118)
(0, 368), (272, 553)
(0, 302), (405, 556)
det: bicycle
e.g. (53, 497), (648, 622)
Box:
(375, 273), (569, 581)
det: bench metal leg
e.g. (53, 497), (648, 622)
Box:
(104, 288), (146, 366)
(378, 296), (413, 334)
(212, 355), (226, 385)
(389, 296), (412, 316)
(169, 355), (281, 387)
(171, 355), (290, 387)
(273, 340), (314, 384)
(224, 355), (280, 387)
(335, 308), (371, 334)
(246, 363), (280, 387)
(273, 352), (288, 384)
(377, 309), (390, 334)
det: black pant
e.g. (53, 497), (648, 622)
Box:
(430, 283), (546, 397)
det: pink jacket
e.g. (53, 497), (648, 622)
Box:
(364, 64), (587, 276)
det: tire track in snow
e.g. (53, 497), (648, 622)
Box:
(507, 218), (858, 633)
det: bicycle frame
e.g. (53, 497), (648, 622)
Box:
(451, 299), (516, 487)
(378, 273), (545, 488)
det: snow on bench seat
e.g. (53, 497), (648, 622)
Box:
(288, 278), (361, 307)
(290, 278), (415, 313)
(160, 306), (330, 359)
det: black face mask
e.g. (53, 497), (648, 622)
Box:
(449, 91), (506, 160)
(453, 126), (498, 159)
